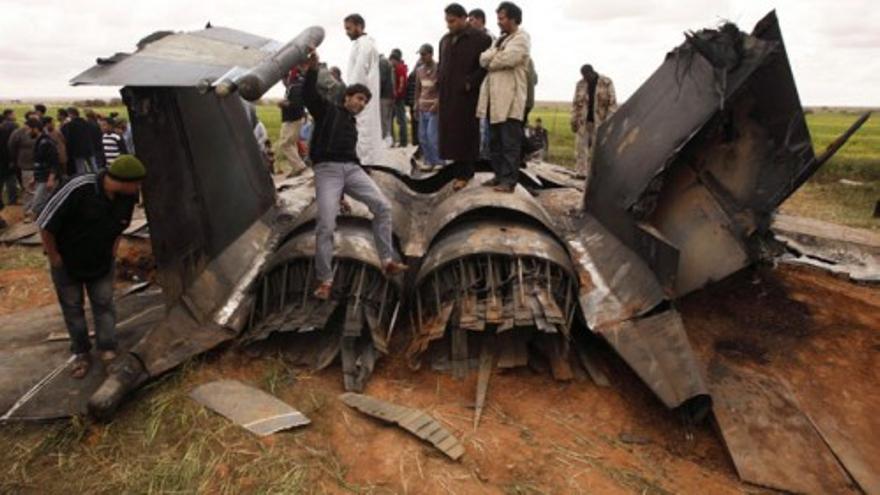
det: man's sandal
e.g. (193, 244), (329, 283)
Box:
(71, 353), (91, 379)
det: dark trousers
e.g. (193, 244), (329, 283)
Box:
(408, 106), (419, 146)
(453, 161), (475, 180)
(489, 119), (523, 187)
(393, 99), (409, 147)
(50, 265), (117, 355)
(0, 171), (17, 207)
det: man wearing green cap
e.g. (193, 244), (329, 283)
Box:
(37, 155), (146, 378)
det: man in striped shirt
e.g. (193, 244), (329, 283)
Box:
(38, 155), (145, 378)
(100, 118), (128, 165)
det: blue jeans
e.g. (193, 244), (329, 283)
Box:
(26, 181), (50, 216)
(313, 162), (396, 282)
(479, 117), (490, 161)
(50, 265), (117, 354)
(418, 111), (441, 166)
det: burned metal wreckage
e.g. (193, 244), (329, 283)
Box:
(1, 12), (876, 495)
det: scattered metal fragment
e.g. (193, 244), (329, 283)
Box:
(339, 393), (465, 461)
(190, 380), (310, 437)
(707, 361), (857, 495)
(473, 337), (495, 430)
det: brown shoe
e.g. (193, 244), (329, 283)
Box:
(452, 179), (469, 191)
(383, 260), (409, 276)
(313, 281), (333, 300)
(71, 353), (91, 379)
(493, 184), (516, 193)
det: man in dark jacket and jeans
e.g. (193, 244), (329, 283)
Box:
(24, 117), (62, 221)
(303, 48), (408, 300)
(38, 155), (146, 378)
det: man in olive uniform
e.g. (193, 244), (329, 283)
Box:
(571, 64), (617, 185)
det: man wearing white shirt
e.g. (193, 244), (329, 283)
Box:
(344, 14), (384, 165)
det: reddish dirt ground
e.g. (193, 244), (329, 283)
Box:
(1, 227), (877, 493)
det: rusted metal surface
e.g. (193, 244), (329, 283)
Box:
(707, 360), (857, 495)
(190, 380), (310, 436)
(773, 213), (880, 282)
(410, 220), (578, 380)
(565, 214), (665, 330)
(243, 223), (402, 392)
(584, 11), (859, 298)
(340, 393), (465, 461)
(598, 310), (708, 409)
(0, 288), (165, 421)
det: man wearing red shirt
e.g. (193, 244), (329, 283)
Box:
(389, 48), (409, 147)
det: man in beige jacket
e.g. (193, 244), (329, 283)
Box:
(476, 2), (530, 193)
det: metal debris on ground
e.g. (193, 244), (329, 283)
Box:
(190, 380), (310, 436)
(339, 392), (465, 461)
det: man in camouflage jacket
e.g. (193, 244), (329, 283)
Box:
(571, 64), (617, 183)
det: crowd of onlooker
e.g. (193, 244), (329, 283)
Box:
(0, 104), (135, 226)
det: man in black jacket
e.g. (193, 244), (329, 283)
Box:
(0, 109), (18, 211)
(62, 107), (98, 175)
(24, 118), (62, 221)
(303, 49), (408, 300)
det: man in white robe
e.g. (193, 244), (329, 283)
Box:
(344, 14), (384, 165)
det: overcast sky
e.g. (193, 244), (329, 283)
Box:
(1, 0), (877, 106)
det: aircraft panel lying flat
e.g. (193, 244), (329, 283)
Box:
(190, 380), (310, 436)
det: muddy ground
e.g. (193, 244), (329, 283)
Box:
(0, 225), (877, 494)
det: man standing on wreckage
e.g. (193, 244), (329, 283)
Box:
(303, 47), (409, 300)
(344, 14), (385, 166)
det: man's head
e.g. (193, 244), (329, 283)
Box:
(2, 109), (13, 122)
(330, 66), (342, 82)
(85, 110), (99, 122)
(496, 2), (522, 34)
(25, 116), (43, 137)
(115, 119), (128, 133)
(34, 104), (47, 116)
(445, 3), (469, 34)
(389, 48), (403, 63)
(580, 64), (596, 79)
(344, 14), (365, 40)
(468, 8), (486, 30)
(57, 108), (68, 121)
(42, 116), (55, 131)
(105, 155), (146, 197)
(535, 117), (543, 129)
(99, 118), (111, 133)
(67, 107), (80, 118)
(343, 84), (372, 115)
(418, 43), (434, 64)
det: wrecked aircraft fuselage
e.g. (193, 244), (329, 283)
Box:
(2, 12), (875, 495)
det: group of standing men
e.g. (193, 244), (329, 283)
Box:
(0, 105), (133, 224)
(343, 3), (535, 192)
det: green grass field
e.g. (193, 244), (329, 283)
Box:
(5, 102), (878, 229)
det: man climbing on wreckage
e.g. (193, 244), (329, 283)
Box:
(303, 47), (409, 300)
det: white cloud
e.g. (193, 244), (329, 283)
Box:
(0, 0), (877, 106)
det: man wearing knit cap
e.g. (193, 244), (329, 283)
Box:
(37, 155), (146, 378)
